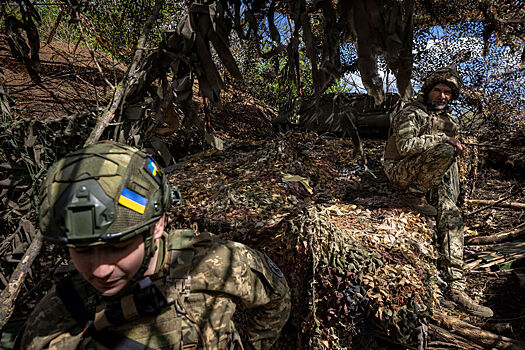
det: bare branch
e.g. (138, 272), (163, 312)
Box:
(84, 0), (165, 146)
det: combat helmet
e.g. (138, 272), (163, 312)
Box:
(39, 141), (176, 247)
(421, 67), (462, 100)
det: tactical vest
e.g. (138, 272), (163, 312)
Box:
(52, 229), (224, 350)
(384, 101), (457, 161)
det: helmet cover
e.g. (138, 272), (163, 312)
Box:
(421, 67), (462, 100)
(39, 141), (171, 247)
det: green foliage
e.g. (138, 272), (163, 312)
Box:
(230, 34), (344, 107)
(82, 0), (184, 63)
(38, 5), (81, 44)
(8, 1), (185, 64)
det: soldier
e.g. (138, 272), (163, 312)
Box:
(382, 67), (493, 318)
(19, 141), (291, 349)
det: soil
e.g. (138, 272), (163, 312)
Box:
(0, 34), (125, 120)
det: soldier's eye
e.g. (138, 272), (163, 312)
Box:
(74, 247), (93, 254)
(111, 244), (131, 252)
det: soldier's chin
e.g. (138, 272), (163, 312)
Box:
(91, 278), (127, 296)
(433, 103), (447, 110)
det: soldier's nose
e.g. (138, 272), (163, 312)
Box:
(91, 250), (116, 279)
(92, 262), (115, 279)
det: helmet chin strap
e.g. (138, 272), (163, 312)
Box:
(100, 232), (158, 300)
(98, 214), (166, 300)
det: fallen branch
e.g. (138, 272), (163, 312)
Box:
(465, 226), (525, 245)
(433, 310), (525, 349)
(429, 324), (484, 349)
(466, 199), (525, 210)
(466, 191), (521, 217)
(85, 0), (165, 145)
(0, 234), (43, 331)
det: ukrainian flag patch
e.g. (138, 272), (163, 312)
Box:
(145, 158), (163, 184)
(119, 188), (148, 214)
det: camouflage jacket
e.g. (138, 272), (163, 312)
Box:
(20, 230), (291, 350)
(383, 94), (457, 163)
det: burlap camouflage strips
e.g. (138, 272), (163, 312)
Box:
(21, 230), (291, 349)
(383, 94), (466, 291)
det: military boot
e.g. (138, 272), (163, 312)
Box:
(446, 290), (494, 318)
(402, 193), (437, 216)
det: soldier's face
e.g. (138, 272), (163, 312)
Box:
(69, 234), (145, 296)
(428, 83), (453, 110)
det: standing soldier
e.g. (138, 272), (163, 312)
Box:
(20, 141), (291, 349)
(382, 67), (493, 318)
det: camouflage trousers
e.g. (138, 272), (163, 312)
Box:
(384, 143), (466, 290)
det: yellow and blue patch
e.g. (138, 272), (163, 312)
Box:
(118, 187), (148, 214)
(145, 158), (163, 184)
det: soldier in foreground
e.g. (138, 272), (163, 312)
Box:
(382, 67), (493, 318)
(20, 141), (291, 349)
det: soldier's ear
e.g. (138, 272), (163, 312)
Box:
(151, 214), (166, 240)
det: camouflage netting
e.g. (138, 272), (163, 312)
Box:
(169, 130), (442, 348)
(0, 111), (97, 288)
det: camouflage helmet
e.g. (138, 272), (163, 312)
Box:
(421, 67), (462, 100)
(39, 141), (173, 247)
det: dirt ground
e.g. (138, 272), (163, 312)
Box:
(0, 34), (124, 120)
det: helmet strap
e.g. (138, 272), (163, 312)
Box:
(110, 231), (156, 298)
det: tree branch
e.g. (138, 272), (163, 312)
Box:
(465, 225), (525, 245)
(84, 0), (165, 146)
(0, 234), (43, 331)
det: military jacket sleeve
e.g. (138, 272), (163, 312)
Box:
(19, 286), (80, 350)
(188, 235), (291, 350)
(394, 106), (448, 157)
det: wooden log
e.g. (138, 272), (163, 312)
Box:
(433, 310), (525, 349)
(85, 0), (165, 145)
(0, 234), (43, 331)
(429, 324), (484, 349)
(466, 199), (525, 210)
(465, 226), (525, 245)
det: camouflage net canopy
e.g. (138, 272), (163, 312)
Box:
(0, 111), (98, 286)
(169, 131), (443, 348)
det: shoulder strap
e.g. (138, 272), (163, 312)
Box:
(164, 229), (197, 299)
(55, 277), (155, 350)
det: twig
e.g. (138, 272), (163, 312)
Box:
(45, 6), (65, 44)
(465, 226), (525, 245)
(465, 192), (520, 217)
(77, 23), (114, 89)
(9, 72), (77, 94)
(0, 234), (43, 331)
(85, 0), (165, 145)
(467, 199), (525, 212)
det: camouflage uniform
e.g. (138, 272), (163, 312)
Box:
(20, 229), (291, 350)
(383, 94), (465, 291)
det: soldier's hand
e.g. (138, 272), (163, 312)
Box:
(447, 136), (463, 157)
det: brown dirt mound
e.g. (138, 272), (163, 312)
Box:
(0, 34), (125, 120)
